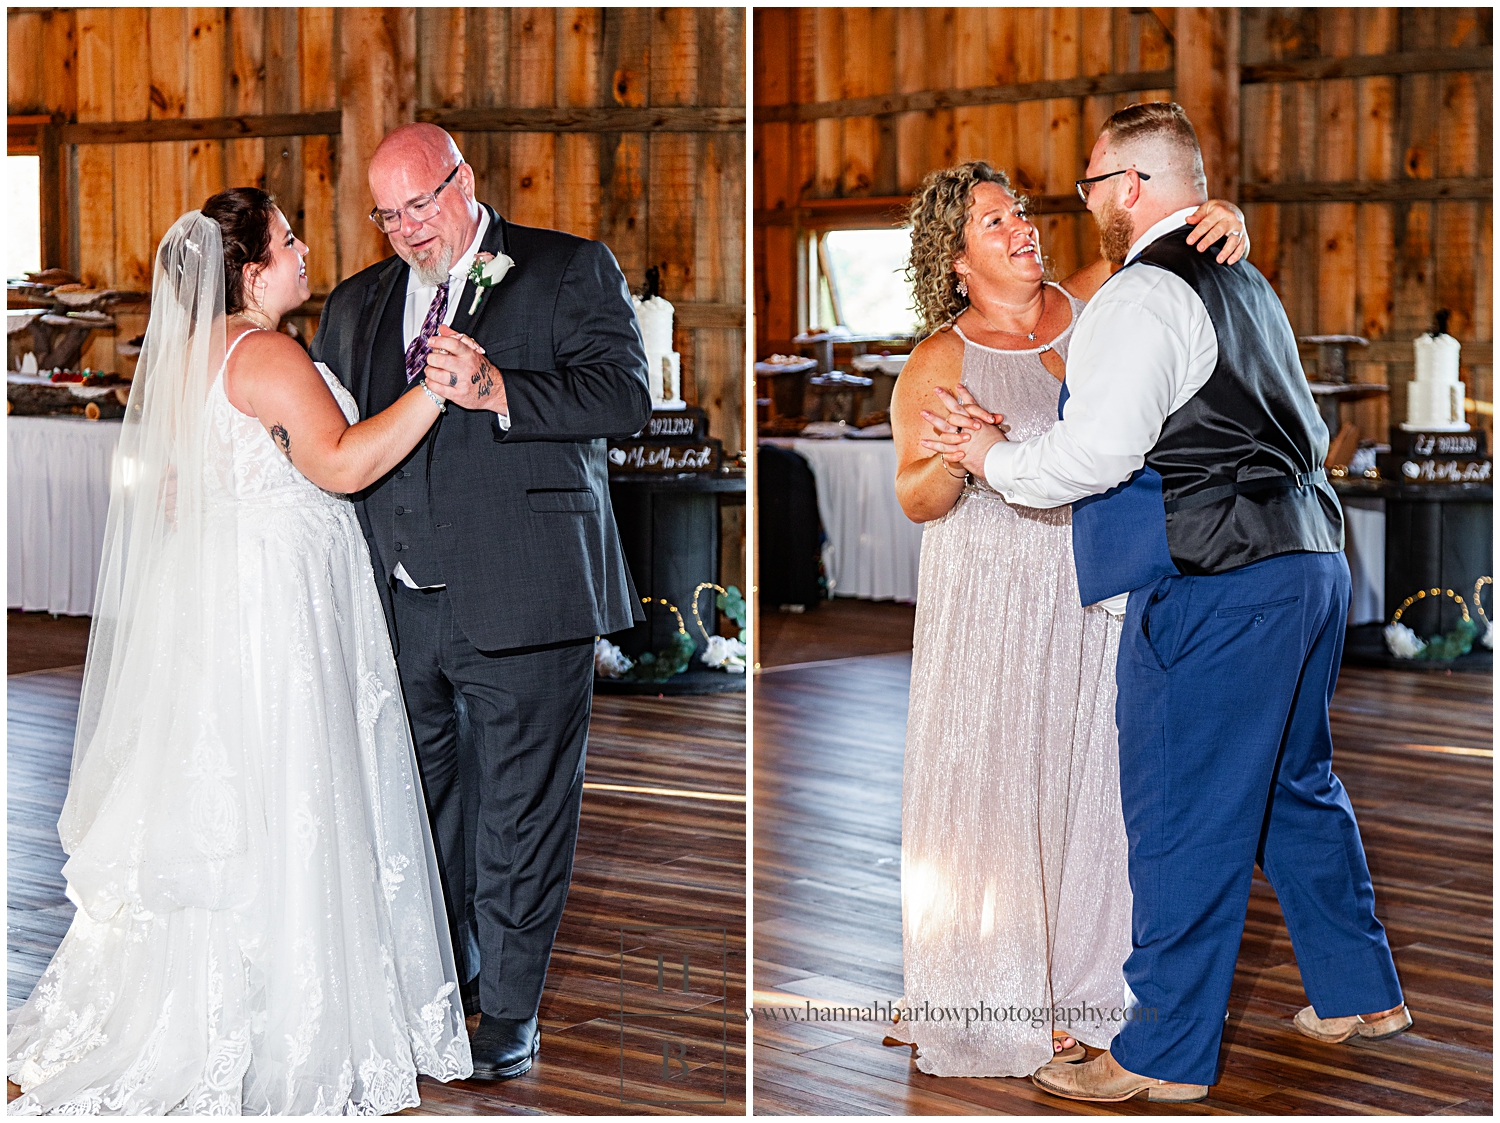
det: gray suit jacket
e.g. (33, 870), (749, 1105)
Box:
(311, 205), (652, 652)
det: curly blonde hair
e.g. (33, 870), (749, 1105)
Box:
(905, 161), (1019, 333)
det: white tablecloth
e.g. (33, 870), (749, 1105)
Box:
(1341, 495), (1385, 625)
(8, 416), (122, 616)
(764, 438), (1388, 618)
(768, 437), (925, 602)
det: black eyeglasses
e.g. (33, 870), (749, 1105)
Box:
(368, 164), (462, 233)
(1075, 168), (1150, 204)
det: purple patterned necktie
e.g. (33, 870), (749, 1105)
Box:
(404, 279), (449, 384)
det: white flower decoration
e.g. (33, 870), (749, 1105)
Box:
(702, 634), (747, 673)
(594, 638), (633, 679)
(1383, 622), (1425, 659)
(467, 251), (514, 313)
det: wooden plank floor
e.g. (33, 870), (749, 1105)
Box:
(757, 598), (917, 670)
(6, 611), (94, 676)
(753, 653), (1492, 1115)
(8, 668), (745, 1116)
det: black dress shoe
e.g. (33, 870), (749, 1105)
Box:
(469, 1014), (540, 1080)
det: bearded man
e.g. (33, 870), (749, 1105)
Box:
(926, 102), (1408, 1102)
(311, 122), (651, 1080)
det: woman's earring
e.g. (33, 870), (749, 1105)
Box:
(956, 279), (968, 299)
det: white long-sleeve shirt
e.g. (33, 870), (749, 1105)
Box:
(982, 208), (1220, 509)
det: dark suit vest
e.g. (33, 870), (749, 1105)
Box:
(365, 279), (444, 587)
(1135, 228), (1343, 575)
(1067, 227), (1342, 602)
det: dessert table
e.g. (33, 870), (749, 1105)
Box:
(762, 437), (924, 602)
(8, 415), (122, 616)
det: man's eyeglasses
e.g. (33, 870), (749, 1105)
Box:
(368, 164), (462, 233)
(1075, 168), (1150, 204)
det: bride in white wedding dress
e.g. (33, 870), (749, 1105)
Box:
(8, 190), (473, 1114)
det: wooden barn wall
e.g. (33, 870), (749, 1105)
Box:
(9, 7), (747, 471)
(753, 7), (1492, 449)
(1239, 8), (1491, 449)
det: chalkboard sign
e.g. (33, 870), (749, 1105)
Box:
(645, 407), (709, 441)
(608, 440), (721, 474)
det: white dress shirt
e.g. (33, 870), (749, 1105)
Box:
(401, 208), (488, 348)
(981, 207), (1221, 612)
(394, 209), (507, 590)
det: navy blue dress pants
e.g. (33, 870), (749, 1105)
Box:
(390, 582), (594, 1021)
(1110, 551), (1403, 1085)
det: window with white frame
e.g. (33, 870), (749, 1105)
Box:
(6, 155), (42, 280)
(808, 227), (920, 337)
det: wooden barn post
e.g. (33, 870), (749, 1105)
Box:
(1174, 7), (1240, 201)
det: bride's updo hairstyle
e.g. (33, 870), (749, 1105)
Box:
(201, 188), (278, 314)
(906, 161), (1019, 333)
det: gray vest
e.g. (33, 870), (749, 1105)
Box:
(365, 276), (444, 587)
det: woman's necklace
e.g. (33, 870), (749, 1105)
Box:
(969, 288), (1046, 342)
(234, 308), (275, 331)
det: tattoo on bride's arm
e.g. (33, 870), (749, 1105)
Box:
(270, 423), (291, 456)
(471, 357), (496, 399)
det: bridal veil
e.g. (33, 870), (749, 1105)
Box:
(61, 211), (260, 920)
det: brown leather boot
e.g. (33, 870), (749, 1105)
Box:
(1031, 1049), (1208, 1103)
(1292, 1003), (1412, 1043)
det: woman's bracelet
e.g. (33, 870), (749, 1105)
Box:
(942, 460), (968, 481)
(419, 379), (446, 413)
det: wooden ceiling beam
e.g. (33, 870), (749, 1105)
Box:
(1242, 46), (1491, 84)
(754, 69), (1176, 124)
(59, 110), (341, 145)
(420, 106), (743, 133)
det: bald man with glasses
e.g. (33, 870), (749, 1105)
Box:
(311, 122), (651, 1081)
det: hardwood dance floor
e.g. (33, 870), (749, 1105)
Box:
(757, 597), (917, 669)
(753, 654), (1492, 1115)
(6, 611), (93, 675)
(7, 668), (745, 1115)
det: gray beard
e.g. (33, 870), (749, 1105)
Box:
(1097, 199), (1134, 266)
(410, 243), (454, 287)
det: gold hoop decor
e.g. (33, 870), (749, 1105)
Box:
(1386, 586), (1481, 661)
(690, 583), (726, 644)
(1390, 587), (1470, 625)
(642, 595), (690, 638)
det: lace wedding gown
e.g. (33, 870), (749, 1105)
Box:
(8, 341), (472, 1114)
(890, 285), (1133, 1077)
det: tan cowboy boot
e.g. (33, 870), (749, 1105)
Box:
(1031, 1049), (1207, 1103)
(1293, 1003), (1412, 1044)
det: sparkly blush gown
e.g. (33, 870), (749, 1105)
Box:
(7, 343), (473, 1114)
(890, 284), (1133, 1077)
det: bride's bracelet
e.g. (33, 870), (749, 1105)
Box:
(418, 380), (446, 413)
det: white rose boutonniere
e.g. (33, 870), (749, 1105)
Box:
(466, 251), (514, 313)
